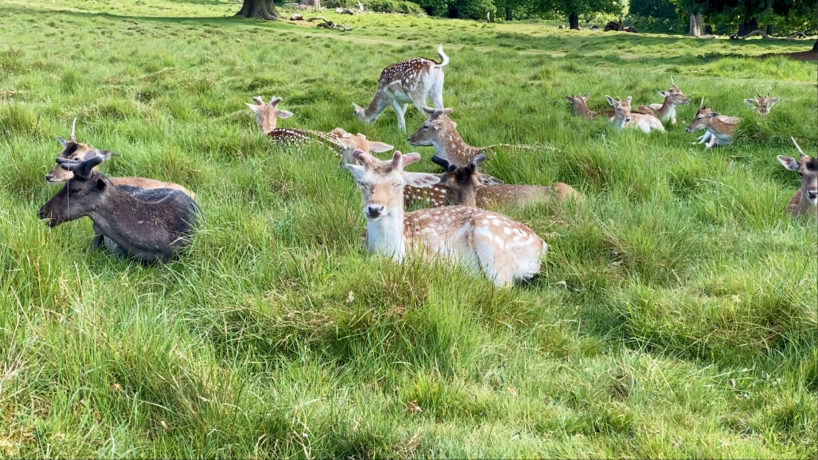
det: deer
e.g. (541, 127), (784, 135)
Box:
(246, 95), (337, 148)
(332, 128), (394, 165)
(605, 96), (665, 133)
(777, 137), (817, 217)
(47, 119), (195, 198)
(431, 154), (581, 208)
(564, 93), (615, 120)
(38, 154), (200, 263)
(685, 104), (739, 148)
(744, 93), (780, 116)
(353, 45), (449, 132)
(635, 82), (690, 125)
(345, 149), (546, 287)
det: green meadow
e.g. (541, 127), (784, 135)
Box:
(0, 0), (816, 457)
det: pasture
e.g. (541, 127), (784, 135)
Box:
(0, 0), (816, 457)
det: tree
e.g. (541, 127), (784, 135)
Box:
(672, 0), (710, 36)
(236, 0), (280, 20)
(533, 0), (624, 29)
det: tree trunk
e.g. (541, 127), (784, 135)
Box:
(505, 6), (511, 21)
(766, 24), (774, 36)
(689, 12), (702, 37)
(299, 0), (321, 8)
(813, 39), (818, 52)
(236, 0), (280, 19)
(569, 13), (579, 30)
(739, 18), (758, 36)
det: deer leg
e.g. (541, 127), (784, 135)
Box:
(705, 136), (717, 149)
(392, 100), (407, 132)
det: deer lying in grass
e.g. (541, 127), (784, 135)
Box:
(346, 149), (546, 287)
(605, 96), (665, 133)
(431, 154), (581, 208)
(744, 93), (780, 116)
(685, 105), (739, 148)
(778, 137), (817, 217)
(635, 83), (690, 125)
(47, 119), (194, 198)
(564, 93), (615, 120)
(353, 45), (449, 132)
(331, 128), (394, 165)
(246, 95), (336, 147)
(38, 154), (200, 263)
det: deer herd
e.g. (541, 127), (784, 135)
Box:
(36, 46), (813, 287)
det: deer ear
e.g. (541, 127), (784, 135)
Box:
(659, 91), (669, 97)
(88, 149), (117, 160)
(709, 112), (720, 118)
(422, 106), (436, 115)
(777, 155), (800, 172)
(472, 153), (487, 166)
(744, 99), (758, 107)
(345, 163), (366, 182)
(399, 152), (422, 166)
(769, 97), (780, 106)
(277, 110), (293, 119)
(605, 95), (616, 107)
(403, 172), (440, 188)
(625, 96), (632, 103)
(565, 96), (573, 102)
(56, 136), (68, 147)
(441, 108), (453, 115)
(369, 142), (393, 153)
(246, 102), (260, 113)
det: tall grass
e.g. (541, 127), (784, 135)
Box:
(0, 0), (815, 457)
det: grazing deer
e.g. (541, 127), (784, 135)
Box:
(564, 93), (615, 120)
(38, 154), (200, 263)
(47, 119), (195, 198)
(635, 83), (690, 125)
(353, 45), (449, 132)
(777, 137), (817, 217)
(744, 93), (780, 116)
(685, 105), (739, 148)
(432, 154), (581, 208)
(605, 96), (665, 133)
(346, 150), (546, 287)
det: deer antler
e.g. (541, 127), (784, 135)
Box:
(791, 137), (807, 159)
(70, 117), (77, 142)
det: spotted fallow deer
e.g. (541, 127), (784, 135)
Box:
(346, 150), (546, 287)
(332, 128), (394, 165)
(564, 93), (615, 120)
(685, 105), (739, 148)
(47, 119), (195, 198)
(778, 137), (817, 217)
(432, 154), (581, 208)
(744, 93), (780, 116)
(635, 83), (690, 125)
(605, 96), (665, 133)
(353, 45), (448, 132)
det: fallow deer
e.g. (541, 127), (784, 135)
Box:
(353, 45), (449, 132)
(744, 93), (780, 116)
(47, 119), (195, 198)
(635, 83), (690, 125)
(605, 96), (665, 133)
(346, 150), (546, 287)
(331, 128), (394, 165)
(777, 137), (817, 217)
(685, 105), (739, 148)
(564, 93), (615, 120)
(432, 154), (581, 208)
(247, 95), (338, 148)
(38, 154), (200, 263)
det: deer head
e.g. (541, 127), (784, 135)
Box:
(778, 137), (818, 206)
(46, 119), (117, 183)
(605, 95), (633, 127)
(407, 106), (455, 146)
(660, 84), (690, 105)
(39, 154), (108, 227)
(332, 128), (394, 165)
(246, 96), (293, 134)
(685, 106), (718, 133)
(432, 154), (484, 206)
(744, 93), (780, 116)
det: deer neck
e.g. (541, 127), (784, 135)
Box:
(575, 102), (596, 119)
(435, 130), (483, 166)
(707, 117), (736, 135)
(656, 98), (675, 119)
(612, 112), (628, 129)
(359, 92), (390, 122)
(366, 204), (406, 260)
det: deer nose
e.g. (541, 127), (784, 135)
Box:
(366, 205), (384, 219)
(45, 172), (54, 182)
(625, 117), (631, 123)
(37, 205), (47, 220)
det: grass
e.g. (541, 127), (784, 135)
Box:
(1, 0), (816, 457)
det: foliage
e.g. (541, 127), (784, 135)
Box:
(326, 0), (427, 13)
(628, 0), (677, 18)
(0, 0), (816, 457)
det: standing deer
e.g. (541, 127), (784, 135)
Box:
(635, 83), (690, 125)
(346, 150), (546, 287)
(744, 94), (780, 116)
(685, 105), (739, 148)
(353, 45), (449, 132)
(777, 137), (817, 217)
(432, 154), (581, 208)
(38, 154), (200, 262)
(564, 93), (615, 120)
(605, 96), (665, 133)
(47, 119), (195, 198)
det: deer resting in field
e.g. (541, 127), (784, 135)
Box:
(432, 154), (581, 208)
(353, 45), (449, 132)
(332, 127), (394, 165)
(744, 93), (780, 116)
(778, 137), (817, 217)
(685, 105), (739, 148)
(47, 119), (195, 198)
(346, 150), (546, 287)
(635, 83), (690, 125)
(605, 96), (665, 133)
(564, 93), (615, 120)
(38, 154), (200, 263)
